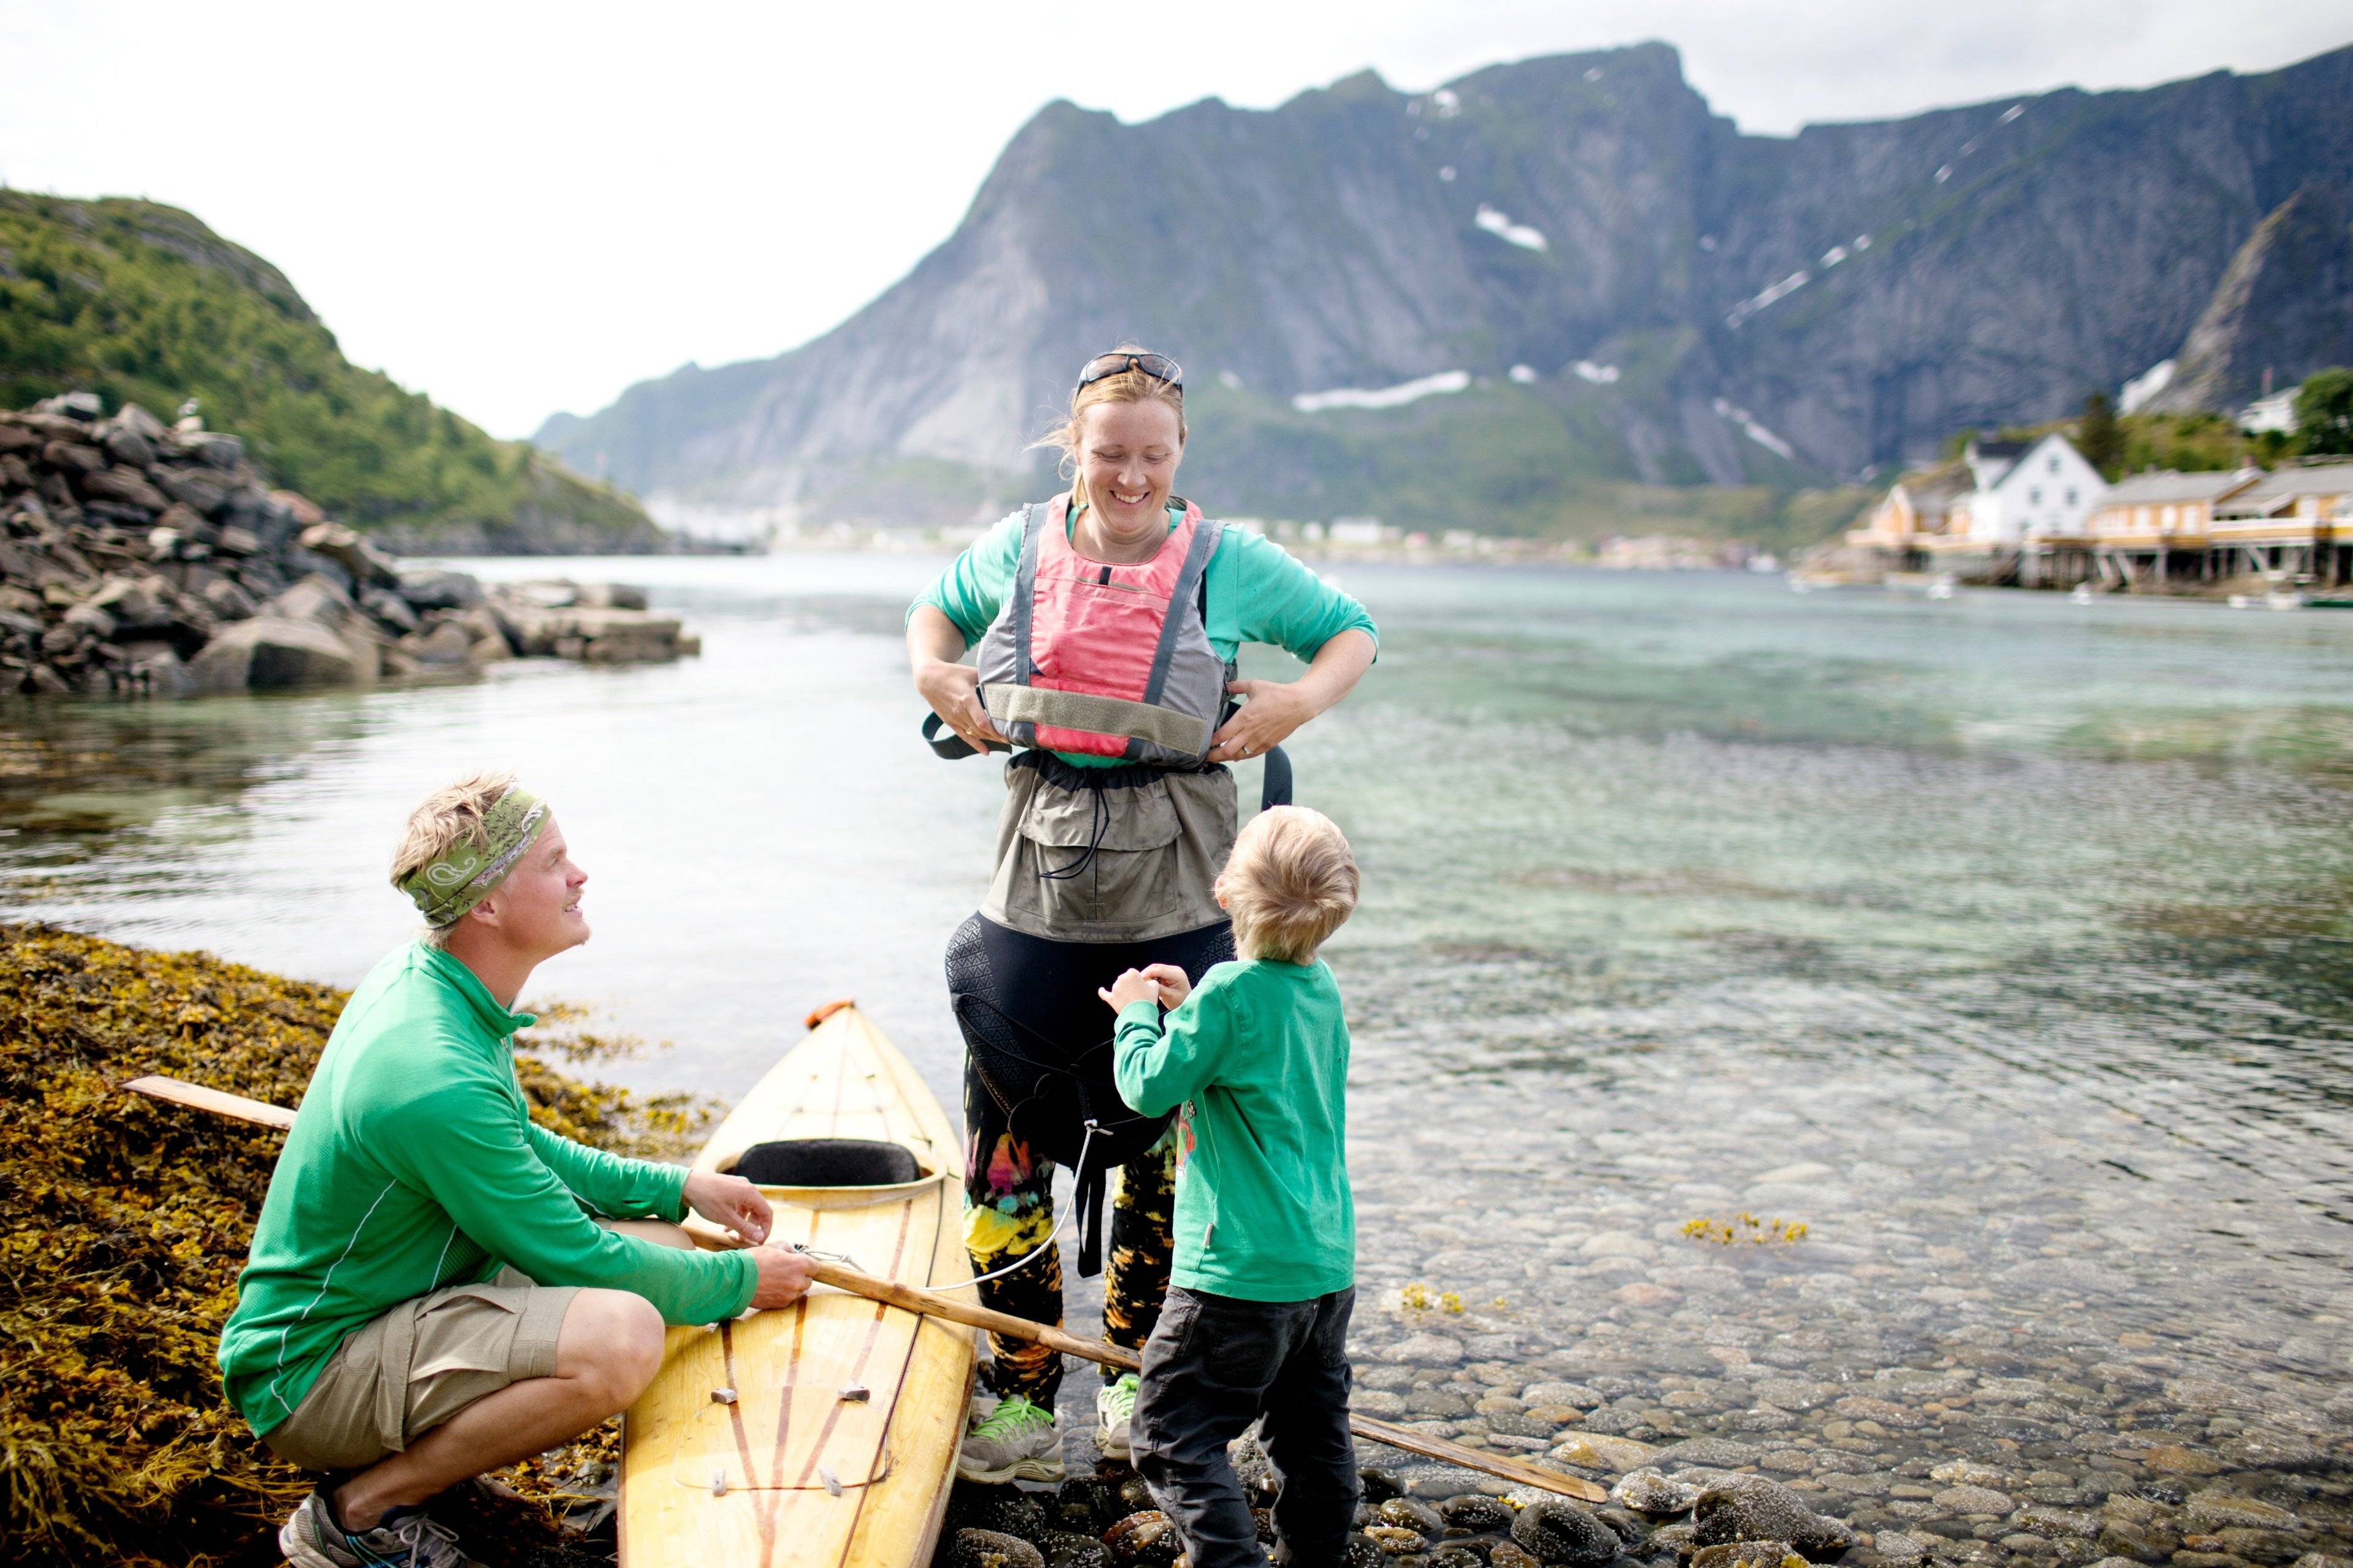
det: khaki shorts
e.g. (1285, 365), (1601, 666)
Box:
(262, 1267), (578, 1472)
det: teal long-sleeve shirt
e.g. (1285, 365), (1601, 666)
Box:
(219, 944), (756, 1434)
(1113, 958), (1355, 1301)
(909, 502), (1378, 768)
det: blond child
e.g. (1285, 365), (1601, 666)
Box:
(1099, 806), (1361, 1568)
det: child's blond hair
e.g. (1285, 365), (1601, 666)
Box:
(1216, 806), (1358, 964)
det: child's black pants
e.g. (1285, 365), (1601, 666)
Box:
(1132, 1284), (1359, 1568)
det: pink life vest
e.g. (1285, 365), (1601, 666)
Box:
(973, 494), (1232, 766)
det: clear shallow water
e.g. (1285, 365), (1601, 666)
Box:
(4, 559), (2349, 1557)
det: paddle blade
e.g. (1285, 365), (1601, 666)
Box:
(123, 1075), (297, 1131)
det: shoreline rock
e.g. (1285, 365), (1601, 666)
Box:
(1, 394), (697, 696)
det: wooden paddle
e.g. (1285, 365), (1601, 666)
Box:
(123, 1074), (1608, 1504)
(782, 1252), (1608, 1503)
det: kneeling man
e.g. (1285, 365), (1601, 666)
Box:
(219, 771), (813, 1568)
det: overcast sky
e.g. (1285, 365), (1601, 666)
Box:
(4, 2), (2349, 439)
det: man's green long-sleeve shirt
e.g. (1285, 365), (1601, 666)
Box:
(1113, 958), (1355, 1301)
(218, 944), (755, 1435)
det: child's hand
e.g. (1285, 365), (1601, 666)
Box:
(1137, 963), (1191, 1009)
(1100, 968), (1172, 1012)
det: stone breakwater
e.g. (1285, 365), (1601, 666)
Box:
(0, 392), (693, 695)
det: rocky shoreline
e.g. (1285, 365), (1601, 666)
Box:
(1, 393), (695, 697)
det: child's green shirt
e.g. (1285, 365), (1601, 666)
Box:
(1113, 957), (1354, 1301)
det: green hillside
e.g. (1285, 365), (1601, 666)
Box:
(0, 191), (658, 550)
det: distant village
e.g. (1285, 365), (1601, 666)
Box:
(1838, 378), (2353, 597)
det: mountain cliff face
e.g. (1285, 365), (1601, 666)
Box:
(2146, 181), (2353, 415)
(0, 194), (664, 552)
(536, 42), (2353, 530)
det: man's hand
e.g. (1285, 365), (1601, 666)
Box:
(1099, 963), (1190, 1013)
(683, 1170), (773, 1246)
(746, 1245), (818, 1311)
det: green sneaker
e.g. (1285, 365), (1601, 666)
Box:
(1096, 1372), (1140, 1461)
(957, 1393), (1066, 1483)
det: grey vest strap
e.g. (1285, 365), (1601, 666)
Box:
(1142, 516), (1222, 708)
(980, 684), (1214, 756)
(1010, 501), (1050, 686)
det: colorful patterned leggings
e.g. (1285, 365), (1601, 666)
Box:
(949, 913), (1234, 1405)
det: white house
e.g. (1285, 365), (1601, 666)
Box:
(1947, 433), (2109, 544)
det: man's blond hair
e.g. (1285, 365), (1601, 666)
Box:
(391, 770), (516, 947)
(1216, 806), (1358, 964)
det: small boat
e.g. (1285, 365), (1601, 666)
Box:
(620, 1002), (975, 1568)
(2071, 583), (2096, 604)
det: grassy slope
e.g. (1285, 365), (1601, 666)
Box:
(0, 192), (656, 547)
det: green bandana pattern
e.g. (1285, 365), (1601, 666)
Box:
(400, 787), (548, 927)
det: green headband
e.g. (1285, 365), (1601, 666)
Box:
(400, 786), (549, 928)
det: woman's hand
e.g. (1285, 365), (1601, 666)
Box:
(907, 604), (1002, 753)
(914, 657), (1002, 754)
(1207, 678), (1314, 764)
(1205, 629), (1376, 765)
(683, 1170), (773, 1245)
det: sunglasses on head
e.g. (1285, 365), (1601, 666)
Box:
(1075, 352), (1183, 394)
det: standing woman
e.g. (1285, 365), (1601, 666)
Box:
(907, 349), (1377, 1479)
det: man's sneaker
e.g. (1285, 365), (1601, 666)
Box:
(279, 1489), (478, 1568)
(1096, 1372), (1140, 1461)
(956, 1393), (1066, 1483)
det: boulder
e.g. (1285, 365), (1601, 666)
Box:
(406, 620), (478, 665)
(83, 466), (172, 512)
(188, 616), (366, 691)
(202, 577), (259, 621)
(395, 566), (484, 611)
(360, 588), (422, 636)
(297, 522), (401, 589)
(267, 573), (358, 629)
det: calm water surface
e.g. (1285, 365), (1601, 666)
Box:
(5, 558), (2349, 1553)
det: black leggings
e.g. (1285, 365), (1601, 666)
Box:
(947, 913), (1233, 1401)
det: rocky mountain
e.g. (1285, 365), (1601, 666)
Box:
(2146, 181), (2353, 416)
(0, 192), (663, 552)
(536, 41), (2353, 534)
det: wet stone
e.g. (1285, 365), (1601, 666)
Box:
(1613, 1466), (1702, 1516)
(1689, 1543), (1800, 1568)
(1387, 1333), (1468, 1365)
(1345, 1535), (1385, 1568)
(1933, 1485), (2015, 1516)
(1509, 1499), (1621, 1566)
(1102, 1512), (1184, 1566)
(952, 1529), (1047, 1568)
(1040, 1531), (1112, 1568)
(1366, 1524), (1429, 1555)
(1692, 1477), (1854, 1560)
(1487, 1544), (1540, 1568)
(1407, 1465), (1507, 1499)
(1658, 1438), (1762, 1471)
(1380, 1499), (1446, 1536)
(1549, 1434), (1657, 1473)
(1428, 1548), (1486, 1568)
(1438, 1496), (1516, 1534)
(1362, 1469), (1406, 1504)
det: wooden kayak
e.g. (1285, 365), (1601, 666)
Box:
(618, 1002), (977, 1568)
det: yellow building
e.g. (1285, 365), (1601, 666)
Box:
(1848, 464), (1969, 562)
(2209, 461), (2353, 583)
(2080, 468), (2260, 586)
